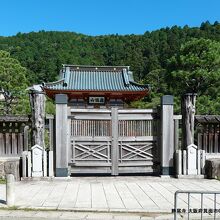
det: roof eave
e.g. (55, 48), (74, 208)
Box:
(43, 79), (65, 87)
(43, 88), (149, 100)
(129, 81), (150, 90)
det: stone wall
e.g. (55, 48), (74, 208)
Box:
(205, 158), (220, 179)
(0, 158), (20, 181)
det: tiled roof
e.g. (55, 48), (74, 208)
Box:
(43, 65), (149, 92)
(195, 115), (220, 124)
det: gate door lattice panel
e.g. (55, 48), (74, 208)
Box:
(69, 108), (159, 175)
(71, 141), (111, 163)
(119, 142), (155, 162)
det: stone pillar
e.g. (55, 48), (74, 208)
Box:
(6, 174), (15, 206)
(161, 95), (174, 175)
(55, 94), (68, 177)
(176, 150), (182, 175)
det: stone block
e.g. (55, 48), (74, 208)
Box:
(0, 161), (4, 177)
(205, 158), (220, 179)
(4, 159), (20, 181)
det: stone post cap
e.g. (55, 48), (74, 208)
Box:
(187, 143), (198, 150)
(161, 95), (174, 105)
(31, 144), (43, 151)
(55, 94), (68, 104)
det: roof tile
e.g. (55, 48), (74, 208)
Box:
(44, 65), (148, 92)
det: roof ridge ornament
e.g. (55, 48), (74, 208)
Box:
(43, 79), (65, 86)
(128, 71), (134, 82)
(63, 66), (70, 87)
(122, 68), (130, 86)
(62, 64), (130, 72)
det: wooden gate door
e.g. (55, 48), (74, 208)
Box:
(69, 109), (112, 174)
(69, 108), (159, 175)
(117, 109), (159, 174)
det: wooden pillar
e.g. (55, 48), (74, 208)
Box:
(55, 94), (68, 177)
(29, 89), (46, 148)
(47, 115), (55, 177)
(48, 151), (54, 177)
(161, 95), (174, 175)
(183, 150), (187, 175)
(174, 119), (179, 151)
(181, 93), (197, 149)
(111, 107), (119, 176)
(49, 118), (54, 151)
(22, 151), (27, 178)
(29, 88), (46, 177)
(23, 125), (29, 152)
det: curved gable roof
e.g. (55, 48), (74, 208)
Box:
(44, 65), (149, 93)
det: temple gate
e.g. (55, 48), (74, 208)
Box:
(43, 65), (174, 176)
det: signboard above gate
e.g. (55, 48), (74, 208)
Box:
(88, 97), (105, 104)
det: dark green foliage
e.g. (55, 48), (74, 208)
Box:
(0, 50), (29, 114)
(0, 21), (219, 114)
(167, 38), (220, 114)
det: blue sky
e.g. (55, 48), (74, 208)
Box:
(1, 0), (220, 36)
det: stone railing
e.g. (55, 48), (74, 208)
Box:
(21, 145), (54, 178)
(175, 144), (206, 177)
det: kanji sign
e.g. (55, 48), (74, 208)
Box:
(88, 97), (105, 104)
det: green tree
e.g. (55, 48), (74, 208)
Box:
(144, 69), (167, 95)
(132, 69), (168, 110)
(168, 38), (220, 113)
(168, 38), (220, 93)
(0, 21), (220, 113)
(0, 50), (29, 114)
(167, 38), (220, 147)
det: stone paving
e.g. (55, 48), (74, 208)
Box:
(0, 209), (176, 220)
(0, 209), (173, 220)
(0, 209), (217, 220)
(0, 176), (220, 219)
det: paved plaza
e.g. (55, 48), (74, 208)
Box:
(0, 209), (172, 220)
(0, 176), (220, 219)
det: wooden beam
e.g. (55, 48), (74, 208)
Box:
(111, 108), (119, 176)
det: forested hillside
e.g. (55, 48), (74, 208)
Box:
(0, 21), (219, 114)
